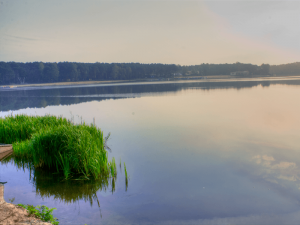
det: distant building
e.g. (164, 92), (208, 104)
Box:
(230, 71), (249, 76)
(173, 73), (182, 76)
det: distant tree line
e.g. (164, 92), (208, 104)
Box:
(181, 62), (270, 76)
(270, 62), (300, 76)
(0, 61), (273, 85)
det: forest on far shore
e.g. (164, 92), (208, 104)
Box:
(0, 61), (298, 85)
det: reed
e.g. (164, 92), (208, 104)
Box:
(124, 162), (128, 191)
(124, 162), (128, 180)
(0, 114), (117, 180)
(109, 158), (117, 178)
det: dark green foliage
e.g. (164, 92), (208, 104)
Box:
(0, 115), (116, 179)
(0, 61), (275, 85)
(182, 62), (270, 76)
(43, 63), (59, 82)
(0, 61), (179, 85)
(270, 62), (300, 75)
(17, 204), (59, 225)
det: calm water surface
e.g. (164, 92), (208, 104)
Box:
(1, 78), (300, 224)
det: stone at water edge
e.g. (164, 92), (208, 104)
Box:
(0, 184), (5, 204)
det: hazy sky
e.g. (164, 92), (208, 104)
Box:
(0, 0), (300, 65)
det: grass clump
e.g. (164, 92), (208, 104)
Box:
(124, 162), (128, 191)
(17, 204), (59, 225)
(124, 162), (128, 180)
(0, 114), (116, 180)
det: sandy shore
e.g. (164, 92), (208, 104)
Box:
(0, 185), (52, 225)
(2, 75), (300, 90)
(10, 79), (131, 88)
(0, 146), (53, 224)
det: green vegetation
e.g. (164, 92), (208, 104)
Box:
(0, 61), (272, 85)
(124, 162), (128, 191)
(124, 162), (128, 180)
(270, 62), (300, 75)
(8, 197), (15, 203)
(17, 204), (59, 225)
(0, 114), (117, 180)
(109, 158), (117, 178)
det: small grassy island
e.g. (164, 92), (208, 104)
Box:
(0, 114), (118, 180)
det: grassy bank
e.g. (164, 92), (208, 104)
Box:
(0, 114), (117, 180)
(17, 203), (59, 225)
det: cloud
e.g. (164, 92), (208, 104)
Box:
(1, 0), (299, 64)
(272, 162), (296, 169)
(251, 154), (300, 188)
(277, 175), (297, 182)
(262, 155), (275, 161)
(3, 34), (39, 41)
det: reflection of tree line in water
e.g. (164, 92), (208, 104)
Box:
(1, 80), (300, 111)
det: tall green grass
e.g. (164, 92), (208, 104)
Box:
(124, 162), (128, 191)
(0, 114), (116, 180)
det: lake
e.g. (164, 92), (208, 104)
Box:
(1, 77), (300, 224)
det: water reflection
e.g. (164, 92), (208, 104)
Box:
(1, 79), (300, 112)
(250, 153), (300, 192)
(1, 157), (120, 206)
(1, 79), (300, 224)
(33, 169), (109, 206)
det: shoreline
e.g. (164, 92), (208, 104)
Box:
(1, 79), (131, 88)
(0, 184), (51, 225)
(1, 75), (300, 93)
(2, 75), (300, 89)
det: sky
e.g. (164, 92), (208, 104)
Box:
(0, 0), (300, 65)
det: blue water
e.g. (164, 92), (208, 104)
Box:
(1, 78), (300, 224)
